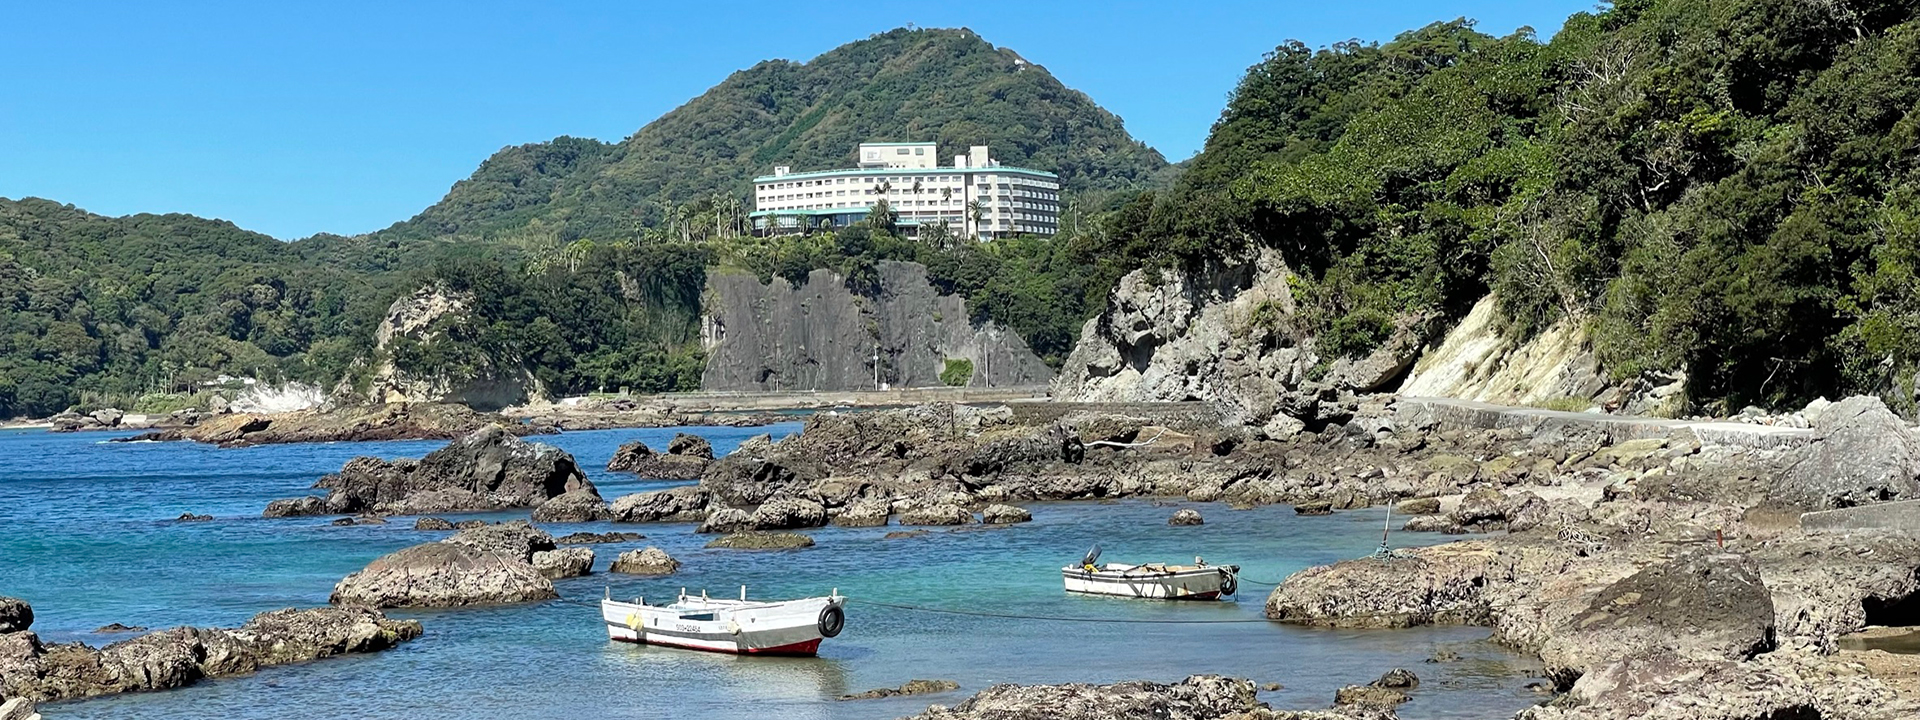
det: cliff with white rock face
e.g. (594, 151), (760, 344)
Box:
(364, 285), (546, 411)
(699, 261), (1051, 392)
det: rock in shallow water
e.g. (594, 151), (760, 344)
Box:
(981, 504), (1032, 524)
(0, 697), (40, 720)
(1169, 508), (1204, 526)
(556, 531), (646, 544)
(609, 547), (680, 575)
(329, 543), (557, 608)
(832, 499), (891, 528)
(704, 532), (814, 550)
(895, 675), (1263, 720)
(839, 678), (959, 700)
(901, 504), (975, 526)
(531, 548), (594, 579)
(0, 597), (31, 633)
(414, 517), (454, 531)
(265, 424), (595, 517)
(444, 520), (555, 563)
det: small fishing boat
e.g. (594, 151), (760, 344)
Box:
(601, 587), (846, 656)
(1061, 546), (1238, 600)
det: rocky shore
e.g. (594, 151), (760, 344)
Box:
(0, 597), (420, 703)
(120, 402), (552, 447)
(263, 424), (597, 517)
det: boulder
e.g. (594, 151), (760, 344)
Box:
(329, 543), (557, 607)
(667, 432), (715, 459)
(885, 530), (932, 540)
(1536, 550), (1775, 685)
(264, 425), (594, 516)
(901, 504), (976, 526)
(1169, 508), (1204, 526)
(705, 532), (815, 550)
(749, 497), (828, 530)
(174, 512), (213, 522)
(0, 597), (31, 634)
(1265, 538), (1575, 628)
(1394, 498), (1441, 516)
(839, 679), (960, 700)
(0, 698), (38, 720)
(832, 499), (892, 528)
(893, 675), (1262, 720)
(531, 488), (609, 522)
(1333, 684), (1408, 710)
(1451, 487), (1510, 528)
(556, 531), (646, 544)
(531, 548), (594, 579)
(1505, 492), (1552, 532)
(92, 623), (145, 634)
(605, 439), (709, 479)
(1779, 395), (1920, 509)
(1402, 515), (1465, 533)
(443, 520), (555, 563)
(89, 408), (124, 427)
(697, 507), (754, 534)
(1373, 668), (1418, 689)
(609, 547), (680, 575)
(263, 496), (326, 518)
(608, 486), (711, 523)
(981, 504), (1033, 524)
(414, 517), (454, 531)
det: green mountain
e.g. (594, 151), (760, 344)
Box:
(346, 27), (1166, 259)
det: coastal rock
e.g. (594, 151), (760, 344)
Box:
(1294, 501), (1333, 516)
(365, 285), (544, 409)
(531, 548), (594, 579)
(1518, 649), (1920, 720)
(609, 486), (712, 523)
(174, 512), (213, 522)
(885, 530), (931, 540)
(697, 507), (754, 534)
(0, 698), (38, 720)
(704, 532), (815, 550)
(832, 499), (892, 527)
(329, 543), (557, 608)
(0, 606), (419, 703)
(1536, 550), (1775, 685)
(1373, 669), (1418, 689)
(92, 623), (146, 634)
(749, 498), (828, 530)
(1394, 498), (1441, 516)
(265, 425), (594, 517)
(414, 517), (454, 531)
(606, 438), (710, 479)
(609, 547), (680, 575)
(263, 496), (326, 518)
(1333, 684), (1408, 710)
(126, 402), (546, 447)
(839, 678), (960, 700)
(556, 531), (646, 544)
(1169, 508), (1205, 526)
(1450, 487), (1510, 529)
(1265, 538), (1576, 628)
(896, 675), (1263, 720)
(0, 597), (31, 633)
(901, 504), (975, 526)
(1779, 395), (1920, 509)
(531, 488), (610, 523)
(444, 520), (555, 563)
(667, 432), (715, 459)
(981, 504), (1033, 524)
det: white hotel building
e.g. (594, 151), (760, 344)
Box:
(751, 142), (1060, 239)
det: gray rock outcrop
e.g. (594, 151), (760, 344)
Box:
(606, 435), (711, 479)
(699, 262), (1051, 391)
(705, 532), (815, 550)
(365, 285), (544, 410)
(1169, 508), (1204, 526)
(609, 547), (680, 575)
(1536, 550), (1775, 684)
(981, 504), (1032, 524)
(901, 504), (975, 526)
(531, 488), (610, 522)
(0, 598), (30, 634)
(531, 548), (594, 579)
(0, 604), (420, 703)
(609, 486), (711, 523)
(896, 675), (1263, 720)
(329, 542), (557, 608)
(264, 425), (594, 517)
(1778, 395), (1920, 509)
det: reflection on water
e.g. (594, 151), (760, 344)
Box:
(602, 642), (853, 702)
(1840, 628), (1920, 654)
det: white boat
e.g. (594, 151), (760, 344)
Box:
(1061, 546), (1238, 600)
(601, 587), (846, 656)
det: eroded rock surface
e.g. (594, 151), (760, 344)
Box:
(896, 675), (1265, 720)
(265, 425), (593, 517)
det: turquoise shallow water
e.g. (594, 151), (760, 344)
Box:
(0, 426), (1542, 719)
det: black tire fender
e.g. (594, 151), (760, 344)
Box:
(817, 604), (845, 638)
(1220, 570), (1238, 597)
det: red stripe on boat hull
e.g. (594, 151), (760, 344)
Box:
(610, 636), (823, 657)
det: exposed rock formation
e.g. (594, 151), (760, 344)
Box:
(0, 698), (38, 720)
(1778, 395), (1920, 509)
(122, 402), (551, 447)
(557, 531), (646, 544)
(839, 678), (959, 700)
(331, 522), (561, 607)
(606, 435), (712, 479)
(609, 547), (680, 575)
(265, 425), (593, 517)
(896, 675), (1266, 720)
(1535, 550), (1775, 684)
(981, 504), (1032, 524)
(365, 285), (545, 410)
(0, 598), (29, 634)
(0, 603), (420, 703)
(1169, 508), (1204, 526)
(1395, 295), (1618, 412)
(704, 532), (815, 550)
(901, 504), (975, 526)
(608, 486), (711, 523)
(532, 488), (610, 522)
(699, 262), (1052, 391)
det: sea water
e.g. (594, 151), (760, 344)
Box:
(0, 426), (1542, 719)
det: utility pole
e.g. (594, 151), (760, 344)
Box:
(873, 343), (880, 389)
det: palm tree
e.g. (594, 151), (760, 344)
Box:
(867, 199), (897, 234)
(966, 200), (986, 240)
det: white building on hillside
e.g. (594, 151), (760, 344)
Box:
(752, 142), (1060, 239)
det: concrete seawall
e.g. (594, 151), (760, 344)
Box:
(1396, 396), (1812, 451)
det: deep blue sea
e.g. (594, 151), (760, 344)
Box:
(0, 425), (1542, 719)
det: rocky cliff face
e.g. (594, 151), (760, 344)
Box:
(699, 261), (1051, 391)
(1052, 250), (1418, 437)
(366, 285), (544, 410)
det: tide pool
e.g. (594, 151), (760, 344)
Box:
(0, 426), (1541, 719)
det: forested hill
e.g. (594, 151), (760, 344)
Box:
(1099, 0), (1920, 413)
(0, 198), (393, 417)
(319, 27), (1167, 268)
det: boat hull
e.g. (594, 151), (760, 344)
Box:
(1062, 564), (1237, 600)
(602, 595), (841, 657)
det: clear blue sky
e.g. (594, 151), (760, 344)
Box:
(1, 1), (1601, 240)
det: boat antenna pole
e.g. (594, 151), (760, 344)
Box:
(1374, 496), (1394, 559)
